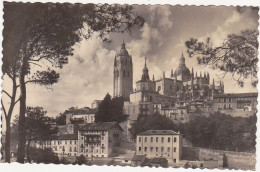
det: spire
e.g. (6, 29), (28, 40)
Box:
(141, 57), (149, 81)
(145, 57), (147, 67)
(163, 71), (165, 78)
(153, 74), (155, 81)
(171, 69), (173, 77)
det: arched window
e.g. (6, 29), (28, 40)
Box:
(127, 71), (129, 77)
(150, 96), (152, 102)
(123, 71), (126, 77)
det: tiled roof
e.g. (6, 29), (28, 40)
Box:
(53, 134), (78, 140)
(214, 93), (258, 98)
(79, 122), (123, 131)
(138, 130), (180, 136)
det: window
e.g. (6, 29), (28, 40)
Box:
(150, 147), (153, 152)
(168, 137), (171, 142)
(139, 147), (141, 151)
(150, 96), (152, 102)
(102, 137), (104, 140)
(69, 147), (72, 152)
(224, 98), (226, 103)
(156, 147), (158, 152)
(156, 137), (158, 142)
(86, 149), (88, 153)
(161, 147), (164, 152)
(229, 98), (232, 102)
(54, 141), (56, 145)
(174, 137), (177, 142)
(74, 141), (77, 144)
(123, 71), (126, 77)
(174, 159), (176, 163)
(144, 137), (147, 142)
(150, 137), (153, 143)
(70, 141), (72, 144)
(74, 147), (77, 152)
(139, 137), (141, 142)
(167, 147), (170, 152)
(81, 137), (84, 140)
(161, 137), (164, 143)
(127, 71), (129, 77)
(144, 147), (147, 152)
(174, 147), (176, 152)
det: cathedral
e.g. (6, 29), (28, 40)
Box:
(113, 42), (223, 119)
(113, 42), (257, 140)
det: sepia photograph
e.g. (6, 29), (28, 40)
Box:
(0, 1), (259, 171)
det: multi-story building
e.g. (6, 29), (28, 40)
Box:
(31, 134), (78, 158)
(66, 107), (96, 125)
(113, 41), (133, 99)
(213, 93), (258, 117)
(78, 122), (123, 158)
(136, 130), (183, 163)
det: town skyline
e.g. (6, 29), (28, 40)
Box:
(1, 5), (258, 120)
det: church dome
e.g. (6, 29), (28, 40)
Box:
(174, 53), (191, 79)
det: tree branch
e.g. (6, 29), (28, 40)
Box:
(1, 99), (8, 119)
(2, 90), (12, 99)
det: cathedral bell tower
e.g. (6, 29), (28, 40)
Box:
(113, 41), (133, 99)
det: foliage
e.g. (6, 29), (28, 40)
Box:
(129, 114), (182, 139)
(55, 107), (78, 125)
(185, 29), (258, 87)
(3, 2), (144, 162)
(95, 94), (128, 123)
(184, 112), (256, 152)
(74, 155), (89, 165)
(13, 106), (58, 162)
(28, 147), (59, 164)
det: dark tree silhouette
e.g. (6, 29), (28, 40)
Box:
(185, 29), (258, 87)
(3, 2), (144, 163)
(95, 94), (128, 123)
(13, 107), (57, 163)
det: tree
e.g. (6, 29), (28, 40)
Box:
(74, 155), (89, 165)
(28, 147), (59, 164)
(13, 107), (57, 163)
(95, 94), (128, 123)
(3, 2), (144, 163)
(185, 29), (258, 87)
(95, 93), (112, 122)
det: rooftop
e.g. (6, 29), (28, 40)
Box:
(53, 134), (78, 140)
(214, 92), (258, 98)
(79, 122), (123, 131)
(138, 130), (181, 136)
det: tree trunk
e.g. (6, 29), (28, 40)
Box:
(4, 117), (11, 163)
(26, 139), (31, 163)
(17, 56), (27, 163)
(4, 72), (18, 163)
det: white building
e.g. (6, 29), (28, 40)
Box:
(78, 122), (123, 158)
(66, 107), (96, 125)
(136, 130), (182, 163)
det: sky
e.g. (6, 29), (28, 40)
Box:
(2, 5), (259, 126)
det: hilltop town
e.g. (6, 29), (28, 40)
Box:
(2, 42), (257, 170)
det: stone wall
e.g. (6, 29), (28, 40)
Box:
(198, 148), (255, 170)
(182, 147), (255, 170)
(224, 151), (256, 170)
